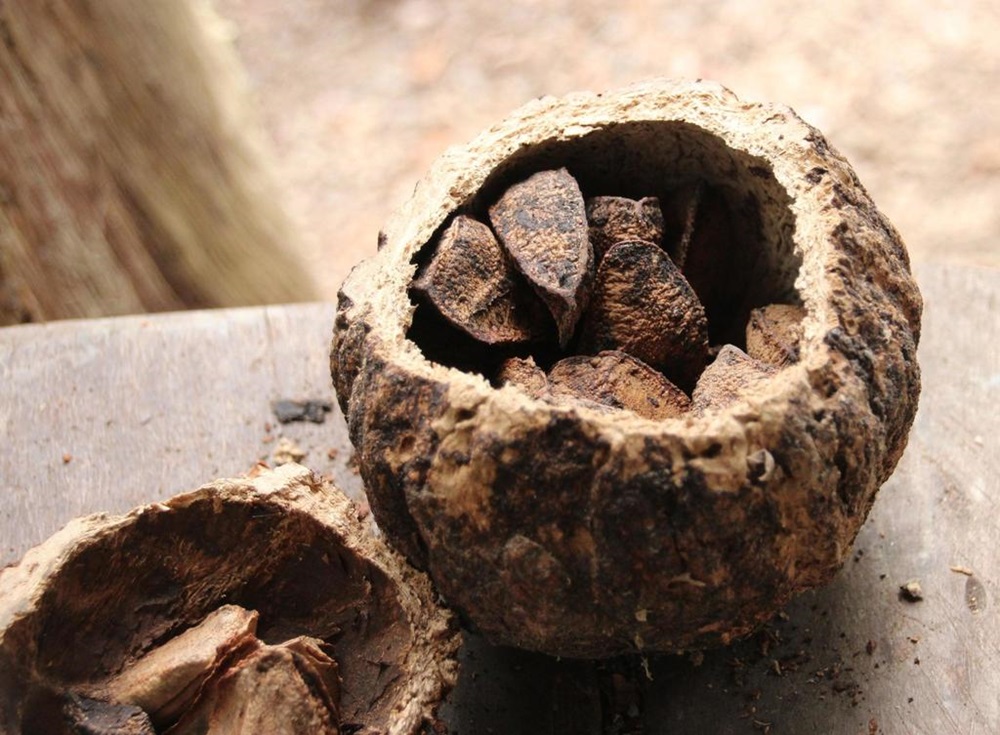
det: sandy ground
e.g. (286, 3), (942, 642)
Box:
(215, 0), (1000, 300)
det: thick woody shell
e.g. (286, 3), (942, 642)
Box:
(0, 465), (459, 735)
(746, 303), (808, 366)
(331, 80), (922, 657)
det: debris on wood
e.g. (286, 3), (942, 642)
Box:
(273, 436), (307, 465)
(899, 580), (924, 602)
(965, 575), (987, 614)
(271, 399), (333, 424)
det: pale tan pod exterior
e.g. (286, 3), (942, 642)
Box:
(332, 80), (922, 658)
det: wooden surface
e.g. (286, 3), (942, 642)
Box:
(1, 262), (997, 733)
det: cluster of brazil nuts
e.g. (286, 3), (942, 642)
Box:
(410, 167), (805, 415)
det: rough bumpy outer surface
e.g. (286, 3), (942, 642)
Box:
(331, 80), (922, 658)
(0, 465), (460, 735)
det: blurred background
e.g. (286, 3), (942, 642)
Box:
(2, 0), (998, 321)
(215, 0), (1000, 299)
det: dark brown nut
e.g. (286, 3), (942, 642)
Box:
(0, 465), (459, 735)
(586, 196), (665, 262)
(332, 80), (923, 658)
(489, 168), (593, 346)
(20, 690), (156, 735)
(548, 351), (691, 420)
(691, 344), (778, 413)
(676, 185), (760, 345)
(496, 355), (548, 397)
(746, 303), (807, 366)
(412, 215), (547, 345)
(577, 240), (709, 390)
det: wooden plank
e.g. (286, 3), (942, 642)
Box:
(0, 303), (360, 567)
(0, 262), (997, 733)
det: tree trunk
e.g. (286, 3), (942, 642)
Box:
(0, 0), (316, 325)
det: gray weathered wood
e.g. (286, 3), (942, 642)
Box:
(0, 262), (997, 733)
(0, 303), (360, 568)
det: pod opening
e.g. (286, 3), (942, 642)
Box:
(407, 120), (803, 418)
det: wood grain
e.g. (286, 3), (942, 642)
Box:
(0, 303), (359, 569)
(1, 263), (996, 733)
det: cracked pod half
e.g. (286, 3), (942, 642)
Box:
(332, 80), (922, 658)
(0, 464), (460, 735)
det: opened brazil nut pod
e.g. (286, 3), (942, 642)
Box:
(0, 464), (459, 734)
(332, 80), (922, 658)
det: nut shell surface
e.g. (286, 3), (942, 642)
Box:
(332, 80), (922, 657)
(0, 465), (459, 734)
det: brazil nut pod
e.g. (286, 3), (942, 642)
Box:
(332, 80), (921, 658)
